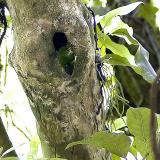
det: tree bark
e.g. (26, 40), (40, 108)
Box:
(5, 0), (108, 159)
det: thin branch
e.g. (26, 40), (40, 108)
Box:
(150, 69), (160, 160)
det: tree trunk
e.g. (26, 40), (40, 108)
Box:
(5, 0), (108, 159)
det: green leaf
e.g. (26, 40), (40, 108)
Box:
(81, 0), (89, 4)
(112, 28), (138, 45)
(100, 2), (142, 28)
(129, 146), (137, 157)
(156, 114), (160, 132)
(6, 16), (12, 27)
(97, 3), (156, 83)
(126, 108), (156, 159)
(133, 138), (154, 160)
(108, 117), (127, 131)
(66, 131), (131, 157)
(99, 35), (135, 66)
(93, 0), (102, 6)
(127, 107), (153, 140)
(100, 15), (138, 45)
(103, 54), (131, 66)
(102, 16), (137, 45)
(134, 45), (156, 83)
(99, 33), (156, 83)
(112, 153), (121, 160)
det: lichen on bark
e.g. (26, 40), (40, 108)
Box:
(6, 0), (108, 159)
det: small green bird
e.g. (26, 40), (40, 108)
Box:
(58, 45), (75, 75)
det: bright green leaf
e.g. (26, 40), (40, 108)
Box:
(99, 35), (136, 66)
(81, 0), (89, 4)
(127, 107), (153, 140)
(156, 114), (160, 132)
(99, 33), (156, 83)
(133, 138), (154, 160)
(103, 54), (131, 66)
(100, 2), (142, 28)
(129, 146), (137, 157)
(102, 16), (137, 44)
(100, 15), (138, 44)
(6, 16), (12, 27)
(112, 153), (121, 160)
(134, 45), (156, 83)
(112, 28), (138, 45)
(108, 117), (127, 131)
(93, 0), (102, 6)
(127, 108), (156, 159)
(66, 131), (131, 157)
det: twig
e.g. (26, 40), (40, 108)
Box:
(150, 69), (160, 160)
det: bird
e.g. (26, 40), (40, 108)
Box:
(58, 45), (75, 75)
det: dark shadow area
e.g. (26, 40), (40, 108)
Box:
(52, 32), (74, 75)
(52, 32), (68, 51)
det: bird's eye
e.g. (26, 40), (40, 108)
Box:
(52, 32), (68, 51)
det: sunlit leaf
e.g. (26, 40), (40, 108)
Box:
(99, 35), (135, 66)
(112, 28), (138, 45)
(127, 108), (155, 159)
(129, 146), (137, 157)
(127, 108), (153, 139)
(134, 45), (157, 83)
(100, 2), (142, 28)
(103, 54), (131, 66)
(81, 0), (89, 4)
(156, 114), (160, 132)
(112, 153), (121, 160)
(102, 16), (137, 44)
(66, 131), (131, 157)
(6, 16), (12, 27)
(93, 0), (102, 6)
(108, 117), (127, 131)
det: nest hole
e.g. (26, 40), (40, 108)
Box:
(52, 32), (68, 51)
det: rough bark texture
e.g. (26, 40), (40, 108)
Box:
(5, 0), (108, 159)
(0, 117), (17, 157)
